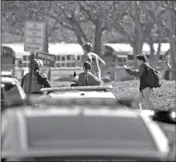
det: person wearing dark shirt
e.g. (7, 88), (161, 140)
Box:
(166, 61), (172, 71)
(163, 55), (172, 80)
(21, 59), (51, 94)
(164, 59), (174, 80)
(78, 61), (101, 86)
(125, 54), (155, 110)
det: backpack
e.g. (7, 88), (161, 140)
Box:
(145, 66), (162, 88)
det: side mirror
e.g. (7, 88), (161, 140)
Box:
(152, 109), (176, 125)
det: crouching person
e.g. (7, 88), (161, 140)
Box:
(78, 61), (101, 86)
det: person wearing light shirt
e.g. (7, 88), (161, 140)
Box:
(71, 42), (105, 80)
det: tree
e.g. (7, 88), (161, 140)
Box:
(1, 1), (62, 41)
(105, 1), (162, 67)
(2, 1), (112, 55)
(39, 1), (110, 55)
(139, 1), (168, 68)
(142, 1), (176, 79)
(38, 1), (90, 45)
(78, 1), (109, 54)
(147, 37), (161, 69)
(166, 1), (176, 80)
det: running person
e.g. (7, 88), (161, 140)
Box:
(71, 42), (105, 80)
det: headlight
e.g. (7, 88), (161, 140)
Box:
(170, 112), (176, 119)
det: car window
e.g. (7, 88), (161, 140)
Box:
(26, 115), (157, 151)
(1, 87), (6, 109)
(4, 83), (16, 91)
(1, 87), (5, 100)
(3, 83), (24, 107)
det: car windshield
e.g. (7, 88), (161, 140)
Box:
(26, 113), (157, 151)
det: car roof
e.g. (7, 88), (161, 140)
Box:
(41, 85), (113, 93)
(2, 106), (169, 160)
(49, 91), (116, 99)
(41, 85), (117, 99)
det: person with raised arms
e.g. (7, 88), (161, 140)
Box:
(71, 42), (105, 80)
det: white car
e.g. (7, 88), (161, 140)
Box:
(1, 98), (170, 161)
(1, 74), (27, 109)
(39, 85), (118, 100)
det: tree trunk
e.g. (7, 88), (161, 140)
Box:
(70, 18), (88, 46)
(148, 36), (155, 68)
(131, 40), (143, 68)
(93, 19), (103, 55)
(169, 40), (176, 80)
(149, 41), (161, 69)
(153, 43), (161, 69)
(71, 23), (84, 45)
(74, 31), (84, 45)
(169, 9), (176, 80)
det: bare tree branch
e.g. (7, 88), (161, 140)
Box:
(156, 42), (161, 56)
(47, 21), (59, 37)
(106, 13), (134, 44)
(129, 1), (136, 21)
(44, 12), (73, 30)
(144, 22), (155, 38)
(78, 2), (96, 25)
(68, 17), (89, 42)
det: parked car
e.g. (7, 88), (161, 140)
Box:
(1, 72), (27, 111)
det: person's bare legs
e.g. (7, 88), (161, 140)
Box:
(133, 92), (143, 110)
(142, 88), (156, 110)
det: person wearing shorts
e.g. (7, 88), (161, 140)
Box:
(71, 42), (105, 80)
(125, 54), (156, 110)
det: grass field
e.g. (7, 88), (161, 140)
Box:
(112, 80), (175, 109)
(50, 80), (176, 110)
